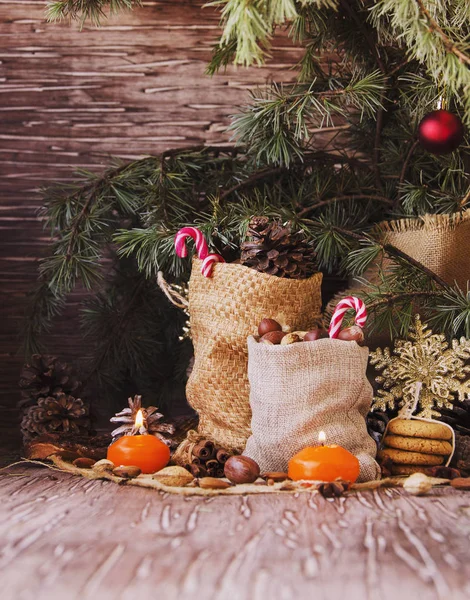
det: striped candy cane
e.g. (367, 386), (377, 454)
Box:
(175, 227), (209, 260)
(329, 296), (367, 339)
(201, 253), (225, 277)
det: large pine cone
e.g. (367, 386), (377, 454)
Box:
(19, 355), (81, 410)
(21, 393), (90, 441)
(110, 395), (175, 446)
(240, 217), (317, 279)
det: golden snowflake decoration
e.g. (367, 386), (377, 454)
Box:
(369, 315), (470, 419)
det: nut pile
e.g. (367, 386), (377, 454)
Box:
(255, 318), (364, 345)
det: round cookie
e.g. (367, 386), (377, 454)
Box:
(384, 434), (453, 456)
(387, 419), (452, 440)
(378, 448), (445, 466)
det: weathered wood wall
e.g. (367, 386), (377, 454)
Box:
(0, 0), (300, 447)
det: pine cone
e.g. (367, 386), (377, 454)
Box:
(240, 217), (317, 279)
(21, 393), (90, 441)
(437, 399), (470, 436)
(19, 354), (81, 410)
(110, 395), (175, 446)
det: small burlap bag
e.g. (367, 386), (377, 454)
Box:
(244, 336), (380, 482)
(174, 258), (322, 464)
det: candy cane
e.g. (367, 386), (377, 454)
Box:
(175, 227), (209, 260)
(329, 296), (367, 339)
(201, 253), (225, 277)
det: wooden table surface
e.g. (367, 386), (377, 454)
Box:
(1, 467), (470, 600)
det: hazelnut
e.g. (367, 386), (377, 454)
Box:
(258, 318), (282, 337)
(224, 455), (260, 484)
(337, 325), (364, 344)
(304, 327), (328, 341)
(113, 465), (142, 479)
(280, 333), (302, 345)
(260, 330), (286, 344)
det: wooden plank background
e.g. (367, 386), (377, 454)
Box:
(0, 0), (301, 448)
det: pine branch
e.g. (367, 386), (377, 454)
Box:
(339, 0), (386, 73)
(415, 0), (470, 67)
(330, 225), (451, 289)
(366, 290), (442, 311)
(380, 242), (449, 290)
(298, 194), (393, 217)
(219, 166), (288, 200)
(398, 139), (420, 191)
(81, 275), (147, 388)
(46, 0), (141, 26)
(371, 0), (470, 122)
(231, 73), (387, 166)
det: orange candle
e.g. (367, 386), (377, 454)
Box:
(288, 431), (360, 483)
(107, 410), (170, 474)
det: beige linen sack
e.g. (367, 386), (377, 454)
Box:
(175, 258), (322, 460)
(244, 336), (380, 482)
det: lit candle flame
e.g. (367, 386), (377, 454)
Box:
(135, 409), (144, 430)
(318, 431), (326, 445)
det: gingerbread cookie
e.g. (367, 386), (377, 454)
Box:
(387, 419), (452, 440)
(384, 434), (453, 456)
(378, 448), (445, 466)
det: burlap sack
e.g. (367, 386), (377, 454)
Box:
(373, 211), (470, 288)
(179, 258), (322, 458)
(244, 336), (380, 482)
(325, 211), (470, 345)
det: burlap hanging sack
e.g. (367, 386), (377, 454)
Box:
(244, 336), (380, 482)
(372, 211), (470, 288)
(174, 258), (322, 462)
(325, 211), (470, 345)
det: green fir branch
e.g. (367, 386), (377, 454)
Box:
(46, 0), (140, 26)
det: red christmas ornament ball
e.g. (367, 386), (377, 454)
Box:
(418, 109), (464, 155)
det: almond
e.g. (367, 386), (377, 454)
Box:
(198, 477), (231, 489)
(451, 477), (470, 490)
